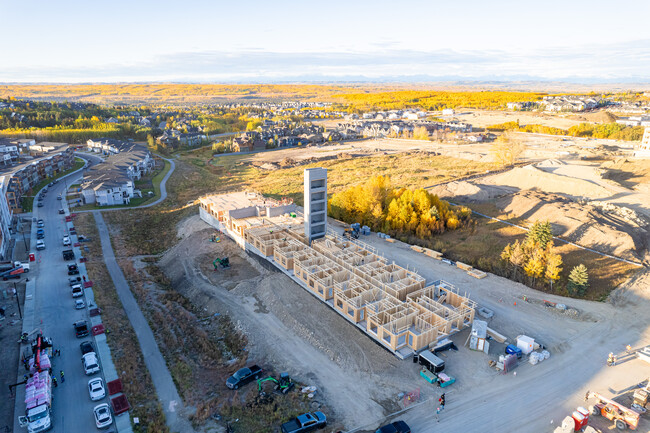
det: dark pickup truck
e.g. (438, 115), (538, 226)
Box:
(225, 365), (262, 390)
(63, 249), (75, 261)
(74, 320), (89, 338)
(281, 412), (327, 433)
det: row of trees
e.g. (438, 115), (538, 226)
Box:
(339, 91), (545, 111)
(328, 176), (471, 238)
(500, 220), (589, 295)
(487, 121), (644, 141)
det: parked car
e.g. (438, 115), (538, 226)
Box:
(42, 187), (48, 193)
(80, 341), (95, 354)
(71, 284), (83, 297)
(93, 403), (112, 429)
(37, 219), (44, 228)
(57, 196), (62, 200)
(68, 264), (79, 275)
(82, 352), (100, 375)
(63, 249), (75, 261)
(36, 240), (45, 250)
(63, 235), (71, 246)
(36, 229), (45, 239)
(69, 276), (82, 285)
(226, 365), (262, 389)
(281, 412), (327, 433)
(73, 320), (89, 338)
(58, 209), (65, 214)
(75, 299), (85, 309)
(48, 182), (54, 187)
(37, 196), (44, 202)
(37, 202), (44, 207)
(375, 421), (411, 433)
(88, 378), (106, 401)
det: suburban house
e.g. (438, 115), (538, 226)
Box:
(81, 139), (154, 206)
(232, 131), (266, 152)
(81, 167), (136, 206)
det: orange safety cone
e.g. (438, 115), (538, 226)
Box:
(514, 302), (517, 306)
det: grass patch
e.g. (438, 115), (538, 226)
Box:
(426, 210), (639, 300)
(74, 213), (169, 433)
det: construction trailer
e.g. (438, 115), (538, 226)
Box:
(198, 191), (477, 357)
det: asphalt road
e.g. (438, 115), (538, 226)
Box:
(24, 177), (111, 432)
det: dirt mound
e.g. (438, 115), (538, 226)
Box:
(485, 165), (612, 199)
(430, 181), (515, 202)
(569, 111), (617, 123)
(536, 159), (566, 167)
(495, 191), (647, 261)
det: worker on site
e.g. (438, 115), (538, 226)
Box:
(607, 352), (616, 366)
(52, 377), (58, 388)
(60, 370), (65, 383)
(626, 344), (632, 354)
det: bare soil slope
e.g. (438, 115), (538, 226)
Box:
(484, 165), (613, 198)
(495, 191), (648, 261)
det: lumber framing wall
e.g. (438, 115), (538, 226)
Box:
(199, 192), (477, 356)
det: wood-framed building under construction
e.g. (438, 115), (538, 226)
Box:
(199, 192), (476, 358)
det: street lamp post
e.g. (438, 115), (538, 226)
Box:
(13, 281), (22, 319)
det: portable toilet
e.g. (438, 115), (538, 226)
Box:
(516, 335), (535, 355)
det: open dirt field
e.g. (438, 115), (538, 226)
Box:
(454, 109), (615, 129)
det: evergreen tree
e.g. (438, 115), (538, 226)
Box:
(567, 264), (589, 296)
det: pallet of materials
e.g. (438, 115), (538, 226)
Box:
(422, 248), (443, 259)
(456, 262), (473, 271)
(467, 269), (487, 279)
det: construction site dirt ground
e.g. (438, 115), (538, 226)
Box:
(161, 214), (650, 432)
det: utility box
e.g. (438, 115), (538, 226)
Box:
(516, 335), (535, 355)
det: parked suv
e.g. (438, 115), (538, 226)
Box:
(80, 341), (95, 354)
(67, 264), (79, 275)
(71, 284), (83, 297)
(82, 352), (100, 375)
(74, 320), (89, 338)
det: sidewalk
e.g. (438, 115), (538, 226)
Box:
(93, 211), (194, 432)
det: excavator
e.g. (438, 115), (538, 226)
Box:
(584, 390), (641, 430)
(257, 372), (294, 395)
(213, 257), (230, 270)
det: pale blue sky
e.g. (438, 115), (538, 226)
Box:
(1, 0), (649, 82)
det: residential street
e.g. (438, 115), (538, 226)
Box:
(13, 172), (108, 433)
